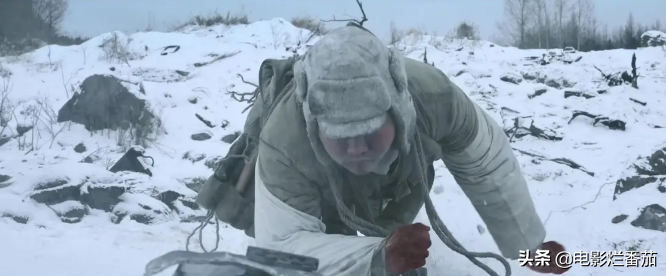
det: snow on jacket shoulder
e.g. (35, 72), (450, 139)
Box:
(254, 57), (545, 275)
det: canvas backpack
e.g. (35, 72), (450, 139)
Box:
(194, 56), (298, 237)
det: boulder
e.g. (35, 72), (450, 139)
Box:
(613, 147), (666, 233)
(0, 174), (11, 189)
(521, 72), (575, 89)
(611, 214), (628, 224)
(112, 193), (173, 224)
(0, 136), (10, 148)
(74, 142), (86, 153)
(631, 204), (666, 232)
(614, 146), (666, 199)
(156, 190), (200, 215)
(641, 30), (666, 47)
(80, 182), (126, 212)
(500, 73), (523, 85)
(51, 201), (89, 223)
(57, 75), (157, 132)
(182, 151), (206, 163)
(0, 194), (32, 224)
(191, 131), (212, 141)
(563, 46), (576, 53)
(1, 212), (28, 224)
(109, 146), (153, 176)
(29, 177), (83, 205)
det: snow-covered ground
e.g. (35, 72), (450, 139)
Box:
(1, 18), (666, 276)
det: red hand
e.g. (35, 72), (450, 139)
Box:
(384, 223), (432, 274)
(527, 241), (570, 274)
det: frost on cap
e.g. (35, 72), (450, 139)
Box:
(301, 26), (397, 139)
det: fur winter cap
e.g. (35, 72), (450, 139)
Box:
(293, 24), (417, 161)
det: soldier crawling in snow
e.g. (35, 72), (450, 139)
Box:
(196, 24), (570, 276)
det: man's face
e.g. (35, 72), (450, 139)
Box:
(319, 116), (396, 175)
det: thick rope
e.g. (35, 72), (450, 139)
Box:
(182, 64), (510, 274)
(185, 210), (220, 253)
(327, 130), (511, 276)
(184, 76), (293, 253)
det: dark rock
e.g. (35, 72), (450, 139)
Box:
(545, 79), (561, 89)
(57, 74), (157, 132)
(182, 151), (206, 163)
(80, 184), (126, 212)
(51, 201), (89, 223)
(181, 177), (207, 193)
(180, 215), (212, 223)
(564, 91), (596, 99)
(16, 124), (33, 136)
(523, 72), (575, 89)
(187, 97), (197, 104)
(109, 147), (153, 177)
(113, 213), (155, 224)
(539, 77), (575, 89)
(155, 190), (200, 214)
(521, 72), (537, 81)
(528, 88), (548, 99)
(641, 30), (666, 47)
(0, 174), (11, 187)
(630, 204), (666, 232)
(0, 136), (10, 148)
(157, 190), (181, 211)
(33, 178), (70, 190)
(500, 73), (523, 85)
(30, 185), (81, 205)
(175, 70), (189, 77)
(1, 212), (28, 224)
(191, 132), (212, 141)
(611, 214), (628, 224)
(29, 178), (82, 205)
(180, 198), (200, 210)
(74, 142), (86, 153)
(221, 131), (241, 144)
(614, 147), (666, 199)
(112, 195), (172, 225)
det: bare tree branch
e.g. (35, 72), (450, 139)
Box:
(236, 74), (258, 87)
(321, 0), (368, 27)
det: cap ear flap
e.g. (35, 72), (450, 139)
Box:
(388, 48), (408, 94)
(293, 60), (308, 103)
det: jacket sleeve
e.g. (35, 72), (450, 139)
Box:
(254, 141), (387, 276)
(424, 71), (546, 259)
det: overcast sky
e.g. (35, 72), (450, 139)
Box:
(62, 0), (665, 42)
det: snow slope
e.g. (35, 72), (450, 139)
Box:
(1, 19), (666, 276)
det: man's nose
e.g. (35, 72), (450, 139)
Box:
(346, 136), (368, 155)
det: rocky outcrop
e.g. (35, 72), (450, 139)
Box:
(2, 162), (202, 225)
(613, 146), (666, 232)
(57, 75), (157, 132)
(641, 30), (666, 47)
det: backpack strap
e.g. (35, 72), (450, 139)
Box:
(243, 57), (298, 143)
